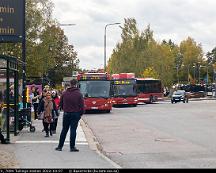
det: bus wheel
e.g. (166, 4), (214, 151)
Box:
(149, 96), (153, 104)
(105, 110), (111, 113)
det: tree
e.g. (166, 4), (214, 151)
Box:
(142, 67), (159, 78)
(108, 19), (206, 87)
(206, 47), (216, 64)
(179, 37), (204, 83)
(0, 0), (79, 86)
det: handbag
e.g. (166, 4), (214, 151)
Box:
(38, 111), (44, 120)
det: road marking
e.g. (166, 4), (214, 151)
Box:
(65, 122), (87, 142)
(15, 140), (88, 145)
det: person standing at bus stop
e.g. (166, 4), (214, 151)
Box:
(55, 79), (85, 152)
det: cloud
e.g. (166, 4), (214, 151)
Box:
(52, 0), (216, 70)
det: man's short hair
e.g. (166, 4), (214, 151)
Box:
(70, 79), (78, 86)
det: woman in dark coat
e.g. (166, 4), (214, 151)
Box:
(38, 91), (59, 137)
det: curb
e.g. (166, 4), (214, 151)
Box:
(163, 97), (216, 102)
(80, 118), (122, 169)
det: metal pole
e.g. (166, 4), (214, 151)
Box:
(207, 66), (208, 85)
(59, 24), (76, 26)
(104, 23), (120, 72)
(6, 61), (10, 142)
(22, 0), (26, 109)
(188, 65), (190, 84)
(198, 65), (200, 84)
(177, 65), (179, 84)
(194, 65), (196, 83)
(14, 71), (18, 136)
(104, 25), (107, 72)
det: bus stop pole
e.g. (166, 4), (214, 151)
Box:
(14, 71), (18, 136)
(22, 0), (26, 109)
(6, 61), (10, 142)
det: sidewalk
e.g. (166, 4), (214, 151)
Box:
(4, 112), (118, 169)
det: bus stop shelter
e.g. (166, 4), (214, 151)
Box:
(0, 55), (19, 143)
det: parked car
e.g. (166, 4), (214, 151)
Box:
(171, 90), (189, 104)
(188, 91), (205, 98)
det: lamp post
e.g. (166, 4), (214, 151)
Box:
(187, 64), (190, 84)
(193, 64), (196, 84)
(198, 65), (207, 84)
(59, 24), (76, 26)
(104, 23), (121, 72)
(176, 65), (179, 84)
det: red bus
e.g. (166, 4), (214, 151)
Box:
(112, 73), (138, 107)
(136, 78), (163, 104)
(77, 73), (112, 113)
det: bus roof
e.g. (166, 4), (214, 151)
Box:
(112, 73), (135, 79)
(136, 78), (160, 81)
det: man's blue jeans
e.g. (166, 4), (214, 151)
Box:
(58, 112), (81, 149)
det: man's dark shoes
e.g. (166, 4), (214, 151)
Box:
(55, 147), (62, 151)
(70, 147), (79, 152)
(1, 140), (9, 144)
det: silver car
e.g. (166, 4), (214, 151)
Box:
(171, 90), (189, 104)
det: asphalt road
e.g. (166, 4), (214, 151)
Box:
(82, 100), (216, 168)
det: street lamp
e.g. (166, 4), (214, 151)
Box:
(192, 64), (196, 83)
(186, 64), (190, 84)
(176, 65), (179, 84)
(59, 23), (76, 26)
(104, 22), (121, 72)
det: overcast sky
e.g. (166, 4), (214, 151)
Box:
(52, 0), (216, 70)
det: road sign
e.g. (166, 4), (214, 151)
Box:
(0, 0), (24, 42)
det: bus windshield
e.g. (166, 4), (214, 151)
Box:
(79, 81), (111, 98)
(113, 84), (137, 97)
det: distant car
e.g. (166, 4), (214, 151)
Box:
(188, 91), (205, 98)
(171, 90), (189, 104)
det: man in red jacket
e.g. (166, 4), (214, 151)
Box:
(55, 79), (84, 152)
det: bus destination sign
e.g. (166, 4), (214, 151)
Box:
(78, 74), (109, 81)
